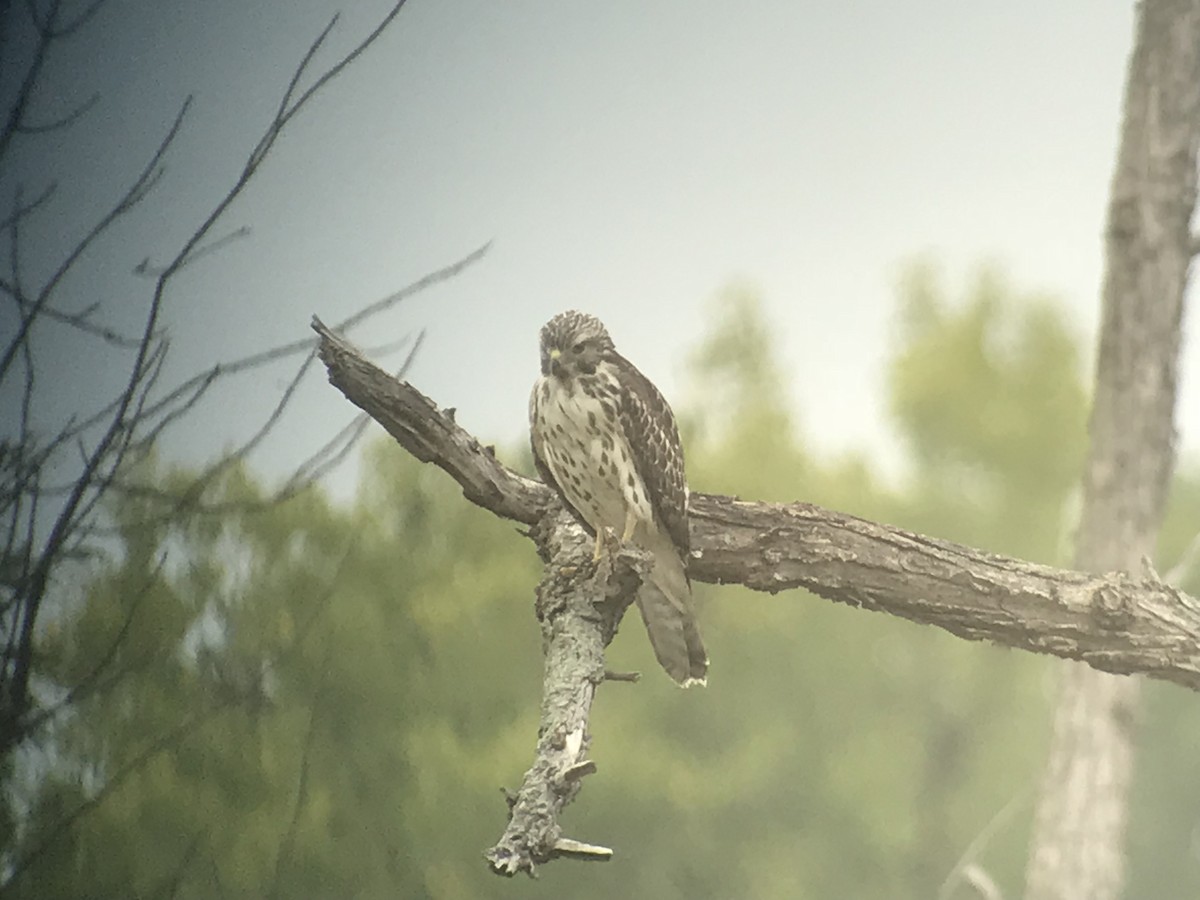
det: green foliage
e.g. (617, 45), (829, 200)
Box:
(685, 285), (808, 501)
(10, 268), (1200, 898)
(7, 452), (542, 898)
(676, 277), (1062, 898)
(889, 262), (1088, 562)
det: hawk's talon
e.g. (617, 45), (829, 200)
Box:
(593, 527), (621, 562)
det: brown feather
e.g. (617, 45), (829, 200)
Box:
(609, 352), (690, 561)
(530, 312), (707, 685)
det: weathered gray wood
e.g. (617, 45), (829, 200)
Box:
(1024, 3), (1200, 898)
(313, 308), (1200, 876)
(315, 317), (1200, 688)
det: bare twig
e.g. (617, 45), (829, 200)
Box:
(335, 241), (490, 333)
(45, 0), (107, 38)
(123, 242), (484, 433)
(22, 301), (143, 347)
(16, 91), (99, 134)
(939, 791), (1027, 900)
(1165, 530), (1200, 586)
(963, 864), (1005, 900)
(0, 0), (54, 159)
(0, 95), (192, 382)
(18, 550), (169, 736)
(0, 182), (56, 234)
(84, 327), (425, 531)
(133, 226), (251, 277)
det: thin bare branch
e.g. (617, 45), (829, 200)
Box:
(1, 274), (142, 347)
(17, 323), (35, 462)
(280, 331), (425, 494)
(337, 241), (490, 333)
(134, 226), (252, 278)
(2, 318), (168, 742)
(939, 791), (1028, 900)
(3, 187), (30, 356)
(167, 1), (409, 286)
(1165, 529), (1200, 586)
(0, 0), (55, 158)
(86, 241), (486, 436)
(276, 2), (409, 133)
(36, 304), (143, 347)
(45, 0), (107, 38)
(16, 90), (99, 134)
(63, 335), (172, 530)
(274, 15), (340, 129)
(73, 349), (317, 535)
(0, 96), (192, 382)
(0, 182), (56, 234)
(963, 864), (1004, 900)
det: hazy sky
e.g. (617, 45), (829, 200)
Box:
(10, 0), (1192, 497)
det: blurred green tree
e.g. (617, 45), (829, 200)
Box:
(9, 272), (1200, 899)
(5, 451), (542, 898)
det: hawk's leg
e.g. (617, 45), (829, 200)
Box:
(592, 526), (623, 562)
(621, 508), (638, 544)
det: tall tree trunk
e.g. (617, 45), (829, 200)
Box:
(1024, 3), (1200, 898)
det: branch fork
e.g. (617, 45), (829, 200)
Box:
(311, 318), (1200, 875)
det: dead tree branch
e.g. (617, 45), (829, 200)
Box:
(484, 509), (639, 875)
(312, 320), (1200, 873)
(313, 320), (1200, 688)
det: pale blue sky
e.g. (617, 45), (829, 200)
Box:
(10, 0), (1192, 498)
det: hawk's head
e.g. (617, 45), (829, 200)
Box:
(539, 311), (615, 379)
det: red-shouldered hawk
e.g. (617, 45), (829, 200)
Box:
(529, 311), (707, 686)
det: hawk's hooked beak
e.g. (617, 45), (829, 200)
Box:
(548, 347), (563, 377)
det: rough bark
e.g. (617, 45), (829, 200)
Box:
(484, 509), (641, 874)
(313, 316), (1200, 873)
(1024, 3), (1200, 899)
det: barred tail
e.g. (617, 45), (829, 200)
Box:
(635, 531), (708, 687)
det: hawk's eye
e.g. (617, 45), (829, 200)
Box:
(571, 341), (585, 354)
